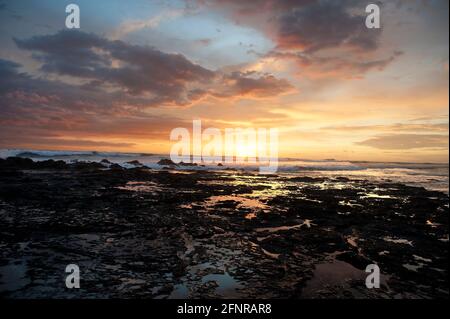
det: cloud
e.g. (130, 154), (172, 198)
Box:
(0, 57), (190, 150)
(27, 138), (136, 148)
(213, 71), (293, 98)
(0, 131), (137, 150)
(14, 30), (291, 106)
(198, 0), (395, 79)
(14, 31), (215, 105)
(197, 0), (316, 18)
(409, 115), (449, 122)
(323, 123), (449, 133)
(277, 1), (381, 53)
(0, 59), (22, 79)
(268, 50), (403, 79)
(199, 0), (381, 53)
(0, 36), (292, 150)
(111, 9), (186, 40)
(356, 134), (449, 150)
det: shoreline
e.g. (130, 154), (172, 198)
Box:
(1, 148), (449, 166)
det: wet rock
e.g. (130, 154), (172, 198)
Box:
(1, 157), (34, 169)
(335, 251), (372, 270)
(157, 158), (177, 166)
(35, 159), (67, 169)
(179, 161), (197, 167)
(158, 284), (174, 295)
(0, 159), (447, 299)
(126, 160), (143, 166)
(109, 163), (123, 170)
(71, 161), (104, 170)
(289, 176), (326, 183)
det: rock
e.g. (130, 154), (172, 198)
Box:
(336, 251), (372, 270)
(335, 177), (350, 182)
(0, 161), (447, 299)
(110, 163), (123, 170)
(72, 161), (104, 170)
(126, 160), (143, 166)
(2, 157), (34, 169)
(289, 176), (326, 183)
(0, 157), (69, 170)
(157, 158), (177, 166)
(35, 159), (67, 169)
(178, 161), (197, 167)
(158, 284), (174, 294)
(217, 163), (223, 167)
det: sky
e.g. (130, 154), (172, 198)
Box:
(0, 0), (448, 162)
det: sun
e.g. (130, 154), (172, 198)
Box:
(234, 142), (258, 160)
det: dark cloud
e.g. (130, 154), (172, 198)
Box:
(215, 71), (293, 98)
(0, 58), (147, 115)
(0, 57), (189, 149)
(265, 50), (402, 79)
(14, 30), (215, 105)
(298, 51), (401, 78)
(199, 0), (392, 78)
(277, 1), (381, 52)
(0, 59), (22, 80)
(356, 134), (449, 150)
(2, 29), (292, 149)
(3, 29), (292, 139)
(14, 30), (291, 106)
(199, 0), (381, 53)
(197, 0), (315, 14)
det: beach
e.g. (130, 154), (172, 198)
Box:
(0, 154), (448, 299)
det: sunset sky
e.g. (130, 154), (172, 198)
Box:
(0, 0), (448, 162)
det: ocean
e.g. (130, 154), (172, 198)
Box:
(1, 149), (448, 193)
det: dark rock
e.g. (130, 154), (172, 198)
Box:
(289, 176), (326, 183)
(109, 163), (123, 170)
(72, 161), (104, 170)
(336, 251), (372, 270)
(0, 162), (447, 299)
(126, 160), (143, 166)
(179, 161), (197, 167)
(157, 158), (177, 166)
(2, 156), (34, 169)
(35, 159), (67, 169)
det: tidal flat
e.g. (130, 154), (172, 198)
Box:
(0, 157), (448, 299)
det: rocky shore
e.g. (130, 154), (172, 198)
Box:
(0, 157), (448, 298)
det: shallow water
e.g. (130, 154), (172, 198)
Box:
(0, 259), (30, 292)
